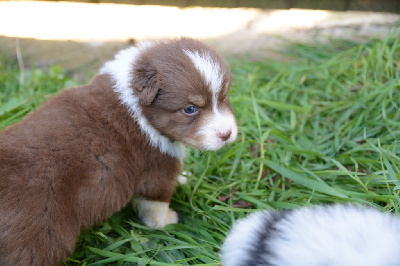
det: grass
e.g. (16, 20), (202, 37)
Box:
(1, 32), (400, 265)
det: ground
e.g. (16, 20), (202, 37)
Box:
(0, 1), (399, 77)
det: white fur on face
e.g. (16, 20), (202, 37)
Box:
(184, 50), (237, 150)
(100, 43), (186, 159)
(196, 108), (237, 150)
(221, 205), (400, 266)
(183, 50), (223, 96)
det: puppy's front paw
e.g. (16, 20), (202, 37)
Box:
(143, 208), (178, 229)
(133, 198), (179, 229)
(166, 208), (179, 225)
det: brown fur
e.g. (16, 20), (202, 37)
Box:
(0, 38), (235, 265)
(0, 74), (182, 265)
(134, 39), (233, 147)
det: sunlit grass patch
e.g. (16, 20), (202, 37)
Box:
(1, 33), (399, 265)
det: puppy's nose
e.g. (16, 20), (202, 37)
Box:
(218, 130), (232, 141)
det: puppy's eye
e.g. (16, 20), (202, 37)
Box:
(183, 105), (197, 115)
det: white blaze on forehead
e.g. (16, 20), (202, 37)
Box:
(184, 49), (237, 150)
(183, 50), (224, 96)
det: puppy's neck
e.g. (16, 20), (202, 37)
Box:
(100, 44), (186, 160)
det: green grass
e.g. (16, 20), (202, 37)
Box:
(0, 57), (79, 128)
(1, 33), (400, 265)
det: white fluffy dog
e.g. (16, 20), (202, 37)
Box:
(221, 204), (400, 266)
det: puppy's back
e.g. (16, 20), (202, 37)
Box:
(0, 74), (144, 265)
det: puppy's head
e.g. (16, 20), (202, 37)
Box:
(131, 38), (237, 151)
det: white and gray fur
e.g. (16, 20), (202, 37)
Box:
(221, 204), (400, 266)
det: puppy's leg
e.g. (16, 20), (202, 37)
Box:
(132, 198), (178, 229)
(133, 166), (182, 229)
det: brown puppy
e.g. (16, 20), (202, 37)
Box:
(0, 38), (237, 265)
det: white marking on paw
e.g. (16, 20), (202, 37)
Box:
(132, 198), (178, 229)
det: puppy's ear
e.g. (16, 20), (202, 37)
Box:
(131, 60), (159, 105)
